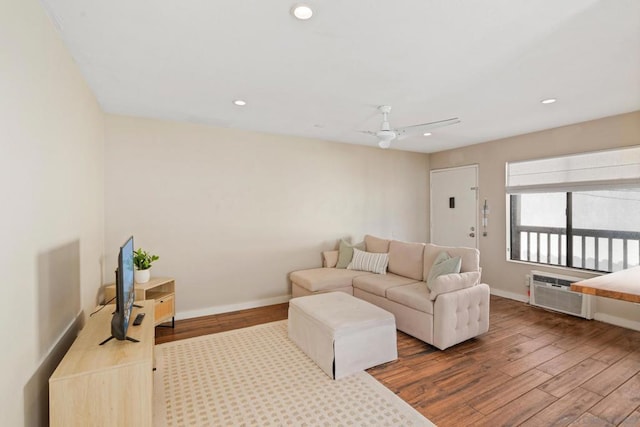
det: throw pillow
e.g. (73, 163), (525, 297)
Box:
(427, 251), (462, 284)
(323, 250), (339, 268)
(348, 248), (389, 274)
(428, 271), (481, 300)
(336, 239), (365, 269)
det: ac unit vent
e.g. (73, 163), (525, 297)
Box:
(529, 270), (593, 319)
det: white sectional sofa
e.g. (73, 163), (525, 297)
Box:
(289, 235), (490, 350)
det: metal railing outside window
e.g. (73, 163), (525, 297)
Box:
(509, 192), (640, 273)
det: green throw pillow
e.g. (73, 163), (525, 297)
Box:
(427, 251), (462, 284)
(336, 239), (365, 269)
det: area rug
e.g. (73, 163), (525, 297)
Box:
(153, 320), (434, 426)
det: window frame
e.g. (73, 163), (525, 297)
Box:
(507, 191), (640, 273)
(506, 147), (640, 273)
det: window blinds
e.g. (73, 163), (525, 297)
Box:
(506, 146), (640, 193)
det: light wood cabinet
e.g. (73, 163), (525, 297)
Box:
(105, 276), (175, 327)
(49, 301), (154, 427)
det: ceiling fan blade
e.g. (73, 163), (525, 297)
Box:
(395, 117), (461, 137)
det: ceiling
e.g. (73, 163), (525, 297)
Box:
(40, 0), (640, 153)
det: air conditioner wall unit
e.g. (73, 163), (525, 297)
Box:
(529, 270), (594, 319)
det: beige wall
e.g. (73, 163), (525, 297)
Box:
(3, 3), (636, 424)
(430, 111), (640, 328)
(104, 115), (430, 317)
(0, 0), (105, 425)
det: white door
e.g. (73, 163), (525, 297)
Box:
(430, 165), (478, 248)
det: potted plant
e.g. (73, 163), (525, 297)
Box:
(133, 248), (159, 284)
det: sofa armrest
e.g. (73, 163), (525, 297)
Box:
(432, 283), (490, 350)
(428, 271), (480, 300)
(322, 250), (339, 268)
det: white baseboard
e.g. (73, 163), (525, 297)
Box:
(490, 288), (529, 303)
(594, 312), (640, 332)
(176, 294), (291, 321)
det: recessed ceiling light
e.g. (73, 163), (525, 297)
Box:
(541, 98), (557, 104)
(291, 4), (313, 20)
(423, 132), (432, 137)
(233, 99), (247, 106)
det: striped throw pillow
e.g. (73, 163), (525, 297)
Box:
(347, 248), (389, 274)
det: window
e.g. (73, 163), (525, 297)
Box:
(507, 147), (640, 273)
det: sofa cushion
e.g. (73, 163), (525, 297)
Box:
(348, 248), (389, 274)
(426, 251), (462, 284)
(424, 244), (480, 281)
(336, 239), (365, 269)
(364, 235), (390, 253)
(388, 240), (425, 281)
(322, 250), (339, 268)
(428, 271), (481, 301)
(353, 273), (420, 297)
(290, 268), (372, 292)
(386, 282), (434, 315)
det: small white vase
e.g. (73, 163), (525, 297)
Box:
(135, 269), (151, 284)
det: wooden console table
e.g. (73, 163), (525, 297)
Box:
(570, 266), (640, 303)
(49, 301), (154, 427)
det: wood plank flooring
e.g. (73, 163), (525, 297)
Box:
(155, 295), (640, 426)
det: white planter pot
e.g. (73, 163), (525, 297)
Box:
(135, 269), (151, 284)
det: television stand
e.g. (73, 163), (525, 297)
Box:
(98, 335), (140, 345)
(49, 301), (154, 426)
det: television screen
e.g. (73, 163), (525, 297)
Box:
(110, 236), (136, 341)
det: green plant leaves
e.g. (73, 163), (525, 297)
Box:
(133, 248), (159, 270)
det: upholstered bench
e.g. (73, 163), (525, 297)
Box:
(288, 292), (398, 379)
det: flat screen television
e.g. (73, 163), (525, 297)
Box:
(100, 236), (138, 344)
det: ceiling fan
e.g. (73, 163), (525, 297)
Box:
(363, 105), (461, 149)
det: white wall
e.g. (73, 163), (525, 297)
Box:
(430, 111), (640, 328)
(104, 114), (429, 317)
(0, 0), (105, 425)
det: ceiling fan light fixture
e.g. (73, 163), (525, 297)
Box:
(377, 131), (395, 149)
(233, 99), (247, 106)
(378, 139), (391, 149)
(291, 4), (313, 20)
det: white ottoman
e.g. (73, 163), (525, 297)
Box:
(288, 292), (398, 379)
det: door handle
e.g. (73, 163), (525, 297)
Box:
(469, 233), (475, 237)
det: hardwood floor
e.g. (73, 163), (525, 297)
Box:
(154, 302), (289, 344)
(155, 295), (640, 426)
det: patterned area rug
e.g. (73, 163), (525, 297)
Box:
(153, 320), (433, 426)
